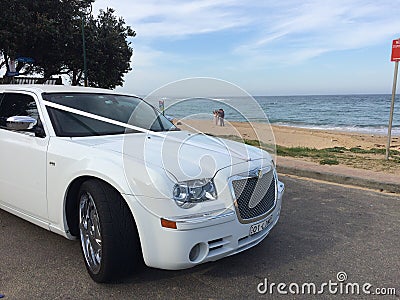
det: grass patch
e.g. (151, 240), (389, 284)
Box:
(348, 147), (400, 155)
(276, 146), (342, 167)
(206, 134), (400, 172)
(276, 146), (338, 160)
(319, 159), (340, 165)
(244, 139), (261, 147)
(276, 146), (315, 157)
(324, 147), (347, 153)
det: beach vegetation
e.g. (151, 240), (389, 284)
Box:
(204, 133), (399, 173)
(276, 145), (400, 170)
(244, 139), (261, 147)
(324, 147), (347, 153)
(349, 147), (400, 155)
(275, 146), (338, 164)
(319, 159), (340, 165)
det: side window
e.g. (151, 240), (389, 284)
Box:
(0, 93), (44, 137)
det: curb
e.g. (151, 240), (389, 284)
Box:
(277, 165), (400, 194)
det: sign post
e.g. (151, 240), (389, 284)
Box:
(386, 39), (400, 160)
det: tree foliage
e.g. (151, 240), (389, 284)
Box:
(0, 0), (135, 88)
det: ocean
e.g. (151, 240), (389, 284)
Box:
(155, 94), (400, 136)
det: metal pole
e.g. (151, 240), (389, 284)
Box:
(385, 61), (398, 160)
(81, 16), (88, 87)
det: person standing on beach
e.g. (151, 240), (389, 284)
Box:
(213, 110), (219, 125)
(218, 108), (225, 126)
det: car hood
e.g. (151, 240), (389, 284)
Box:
(71, 131), (272, 181)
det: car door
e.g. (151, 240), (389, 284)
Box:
(0, 92), (49, 223)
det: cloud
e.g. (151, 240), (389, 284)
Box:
(93, 0), (250, 38)
(92, 0), (400, 94)
(234, 0), (400, 63)
(131, 46), (170, 67)
(94, 0), (400, 65)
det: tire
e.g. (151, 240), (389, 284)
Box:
(78, 179), (141, 283)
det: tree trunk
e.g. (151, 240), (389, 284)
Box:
(72, 69), (78, 86)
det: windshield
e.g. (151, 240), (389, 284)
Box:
(42, 93), (177, 137)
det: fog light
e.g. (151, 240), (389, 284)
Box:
(189, 243), (208, 262)
(189, 244), (200, 262)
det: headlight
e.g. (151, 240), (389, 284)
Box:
(173, 178), (217, 208)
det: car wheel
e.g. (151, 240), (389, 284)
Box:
(78, 179), (141, 282)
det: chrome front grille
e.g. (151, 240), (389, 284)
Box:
(231, 170), (276, 223)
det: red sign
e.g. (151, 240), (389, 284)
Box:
(391, 39), (400, 61)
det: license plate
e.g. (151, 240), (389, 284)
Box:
(249, 216), (272, 236)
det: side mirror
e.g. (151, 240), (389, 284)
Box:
(6, 116), (37, 131)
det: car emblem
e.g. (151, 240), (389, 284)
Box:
(257, 169), (263, 179)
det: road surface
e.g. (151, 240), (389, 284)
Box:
(0, 176), (399, 299)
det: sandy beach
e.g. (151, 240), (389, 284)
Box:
(174, 119), (400, 151)
(173, 118), (400, 175)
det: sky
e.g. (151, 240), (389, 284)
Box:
(92, 0), (400, 96)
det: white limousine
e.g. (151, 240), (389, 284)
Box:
(0, 85), (284, 282)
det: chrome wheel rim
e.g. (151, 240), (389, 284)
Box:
(79, 192), (102, 274)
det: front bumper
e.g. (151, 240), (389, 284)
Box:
(125, 180), (284, 270)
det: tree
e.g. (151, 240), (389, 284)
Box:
(0, 0), (91, 75)
(72, 8), (136, 88)
(0, 0), (135, 88)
